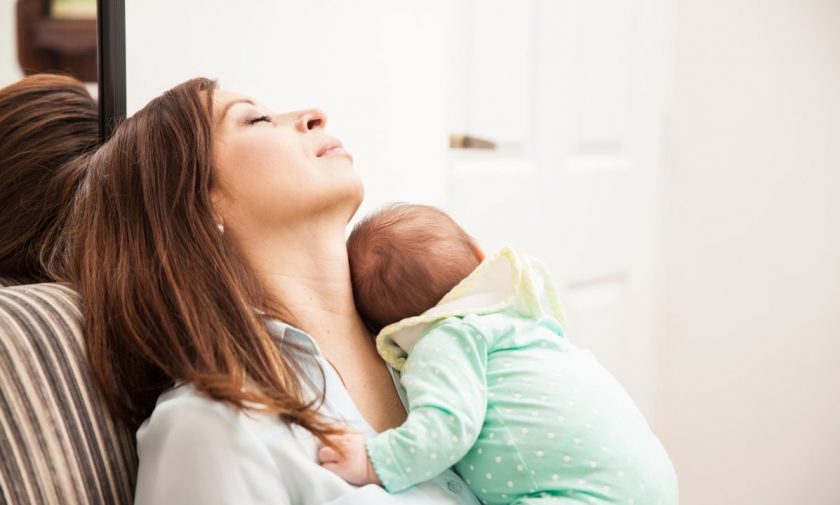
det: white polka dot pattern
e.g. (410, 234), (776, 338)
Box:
(366, 281), (678, 505)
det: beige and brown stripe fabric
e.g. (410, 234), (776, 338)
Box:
(0, 276), (31, 288)
(0, 282), (136, 504)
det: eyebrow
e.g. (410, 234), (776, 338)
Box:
(217, 99), (256, 124)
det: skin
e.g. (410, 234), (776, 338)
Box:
(209, 89), (407, 433)
(320, 431), (382, 486)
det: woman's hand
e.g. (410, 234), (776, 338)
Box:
(319, 430), (383, 487)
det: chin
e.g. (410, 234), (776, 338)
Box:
(343, 175), (365, 222)
(310, 170), (364, 224)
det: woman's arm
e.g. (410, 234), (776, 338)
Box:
(134, 390), (291, 505)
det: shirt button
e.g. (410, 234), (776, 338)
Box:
(447, 480), (464, 493)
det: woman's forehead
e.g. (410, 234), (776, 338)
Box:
(209, 89), (265, 126)
(213, 89), (250, 107)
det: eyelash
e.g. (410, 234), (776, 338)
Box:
(246, 115), (272, 125)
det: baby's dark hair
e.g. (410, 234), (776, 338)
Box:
(347, 203), (481, 334)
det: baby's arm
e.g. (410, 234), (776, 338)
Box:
(328, 319), (491, 492)
(320, 320), (490, 491)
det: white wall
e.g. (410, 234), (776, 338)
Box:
(658, 0), (840, 503)
(125, 0), (452, 221)
(0, 0), (23, 86)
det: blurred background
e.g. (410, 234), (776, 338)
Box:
(2, 0), (838, 503)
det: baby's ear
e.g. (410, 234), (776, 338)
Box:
(469, 238), (485, 262)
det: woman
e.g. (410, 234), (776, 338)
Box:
(0, 74), (98, 282)
(54, 77), (479, 504)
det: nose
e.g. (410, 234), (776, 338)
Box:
(296, 108), (327, 132)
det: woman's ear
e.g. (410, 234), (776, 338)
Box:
(210, 188), (227, 232)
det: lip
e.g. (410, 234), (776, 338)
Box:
(316, 137), (345, 157)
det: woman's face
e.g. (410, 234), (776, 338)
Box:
(210, 89), (362, 236)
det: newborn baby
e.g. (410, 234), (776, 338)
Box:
(320, 203), (678, 505)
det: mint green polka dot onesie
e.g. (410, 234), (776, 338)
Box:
(365, 248), (678, 505)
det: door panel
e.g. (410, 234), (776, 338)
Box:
(444, 0), (667, 418)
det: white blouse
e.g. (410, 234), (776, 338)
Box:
(133, 320), (480, 504)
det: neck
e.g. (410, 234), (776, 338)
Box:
(236, 216), (371, 355)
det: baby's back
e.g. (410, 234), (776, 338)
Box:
(456, 312), (678, 505)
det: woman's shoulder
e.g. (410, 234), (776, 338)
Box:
(137, 383), (250, 449)
(136, 382), (285, 453)
(134, 384), (297, 505)
(145, 383), (240, 421)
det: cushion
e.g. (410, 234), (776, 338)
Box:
(0, 283), (136, 504)
(0, 276), (35, 288)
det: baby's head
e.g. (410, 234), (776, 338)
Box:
(347, 203), (484, 334)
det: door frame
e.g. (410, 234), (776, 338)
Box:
(96, 0), (125, 140)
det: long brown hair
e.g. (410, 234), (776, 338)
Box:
(51, 77), (341, 442)
(0, 74), (97, 281)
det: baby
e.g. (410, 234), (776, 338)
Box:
(320, 203), (678, 505)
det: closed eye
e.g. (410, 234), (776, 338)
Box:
(246, 115), (272, 125)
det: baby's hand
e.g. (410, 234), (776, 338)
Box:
(319, 430), (382, 487)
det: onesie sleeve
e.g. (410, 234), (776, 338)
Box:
(366, 318), (490, 493)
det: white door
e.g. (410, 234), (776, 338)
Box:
(442, 0), (669, 418)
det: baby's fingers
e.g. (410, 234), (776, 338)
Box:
(318, 445), (341, 464)
(320, 461), (341, 474)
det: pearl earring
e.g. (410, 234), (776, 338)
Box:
(216, 223), (224, 233)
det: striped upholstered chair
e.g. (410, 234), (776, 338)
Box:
(0, 280), (136, 504)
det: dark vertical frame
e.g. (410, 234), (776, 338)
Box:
(96, 0), (125, 140)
